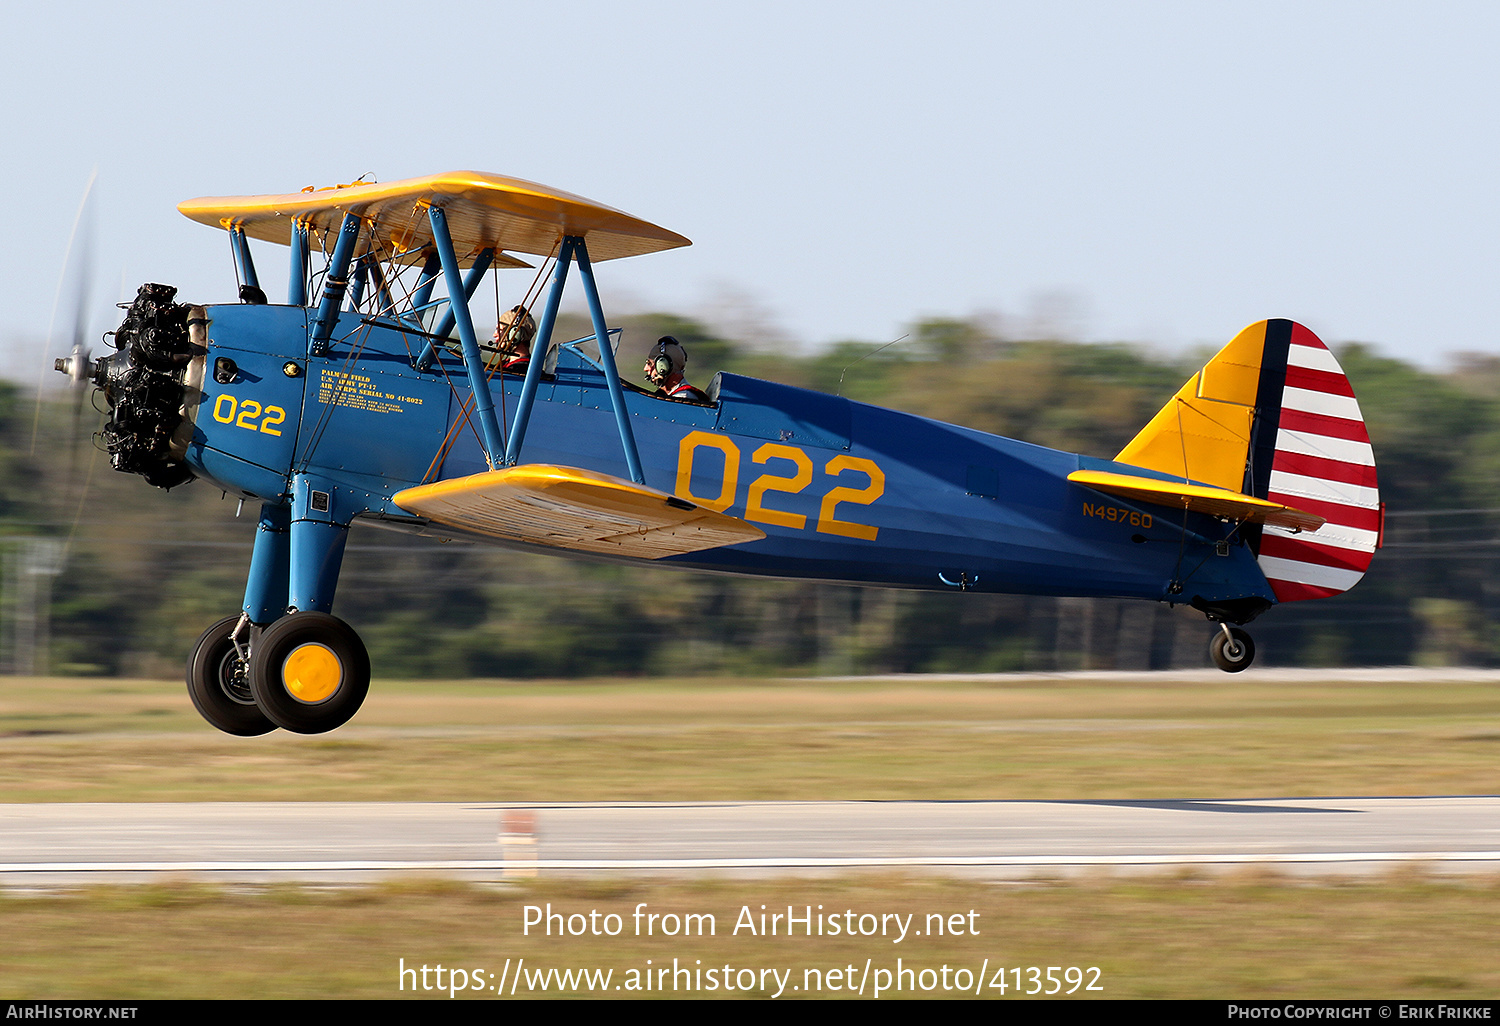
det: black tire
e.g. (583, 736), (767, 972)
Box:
(187, 616), (277, 736)
(1210, 626), (1255, 673)
(249, 612), (370, 734)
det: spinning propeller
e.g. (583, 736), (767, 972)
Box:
(51, 244), (98, 441)
(35, 171), (106, 500)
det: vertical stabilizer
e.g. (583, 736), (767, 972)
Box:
(1114, 321), (1264, 492)
(1115, 320), (1380, 602)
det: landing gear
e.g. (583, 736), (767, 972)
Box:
(248, 611), (370, 735)
(185, 611), (370, 735)
(1210, 624), (1255, 672)
(186, 616), (277, 736)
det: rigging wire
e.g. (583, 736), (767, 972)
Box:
(420, 236), (562, 479)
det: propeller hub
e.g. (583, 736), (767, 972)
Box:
(53, 350), (94, 386)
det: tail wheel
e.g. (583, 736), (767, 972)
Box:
(1210, 626), (1256, 673)
(249, 612), (370, 734)
(187, 616), (277, 736)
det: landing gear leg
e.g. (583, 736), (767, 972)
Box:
(186, 615), (277, 736)
(1210, 624), (1255, 672)
(243, 477), (368, 734)
(243, 502), (291, 624)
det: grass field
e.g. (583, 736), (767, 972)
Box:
(4, 874), (1500, 999)
(3, 672), (1500, 801)
(3, 671), (1500, 999)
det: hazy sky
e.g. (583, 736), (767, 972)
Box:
(4, 1), (1497, 378)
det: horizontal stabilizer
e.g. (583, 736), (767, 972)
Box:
(1068, 469), (1326, 533)
(393, 464), (765, 559)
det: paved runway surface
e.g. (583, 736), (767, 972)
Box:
(4, 797), (1500, 884)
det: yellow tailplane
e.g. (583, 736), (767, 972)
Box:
(1114, 321), (1270, 492)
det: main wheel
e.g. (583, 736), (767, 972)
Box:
(249, 612), (370, 734)
(1210, 626), (1256, 673)
(187, 616), (277, 736)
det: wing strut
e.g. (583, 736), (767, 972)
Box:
(405, 251), (442, 330)
(502, 234), (644, 483)
(310, 212), (362, 356)
(427, 205), (507, 468)
(288, 219), (310, 306)
(228, 224), (260, 292)
(412, 248), (497, 370)
(418, 218), (647, 484)
(573, 236), (645, 484)
(430, 248), (496, 341)
(506, 236), (572, 465)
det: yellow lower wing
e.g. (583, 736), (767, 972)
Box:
(1068, 469), (1325, 533)
(393, 464), (766, 559)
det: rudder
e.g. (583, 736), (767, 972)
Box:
(1255, 322), (1381, 601)
(1115, 320), (1381, 602)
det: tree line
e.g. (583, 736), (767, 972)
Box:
(2, 311), (1493, 677)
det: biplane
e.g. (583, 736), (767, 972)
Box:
(63, 171), (1382, 735)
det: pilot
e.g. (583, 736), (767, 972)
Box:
(484, 305), (536, 374)
(644, 336), (708, 401)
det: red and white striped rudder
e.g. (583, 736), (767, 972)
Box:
(1255, 323), (1381, 602)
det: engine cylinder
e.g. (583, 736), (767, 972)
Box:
(96, 283), (197, 489)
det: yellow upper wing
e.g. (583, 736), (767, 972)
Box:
(178, 170), (691, 266)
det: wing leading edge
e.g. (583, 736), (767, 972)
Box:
(392, 464), (765, 559)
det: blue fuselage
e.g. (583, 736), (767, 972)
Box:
(188, 304), (1274, 606)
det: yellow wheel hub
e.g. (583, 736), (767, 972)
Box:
(282, 643), (343, 704)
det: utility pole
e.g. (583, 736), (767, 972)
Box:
(1, 537), (65, 676)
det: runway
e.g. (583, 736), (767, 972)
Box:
(4, 797), (1500, 884)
